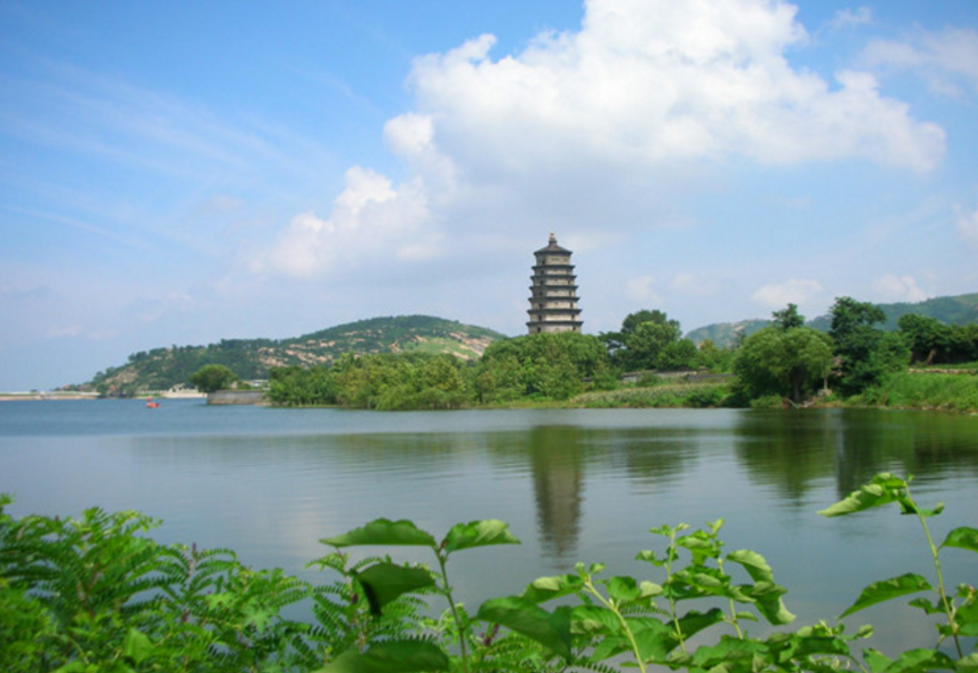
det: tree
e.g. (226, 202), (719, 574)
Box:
(602, 309), (693, 371)
(772, 303), (805, 331)
(897, 314), (952, 364)
(190, 364), (239, 394)
(828, 297), (908, 394)
(733, 326), (834, 404)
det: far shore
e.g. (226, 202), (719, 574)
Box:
(0, 390), (206, 402)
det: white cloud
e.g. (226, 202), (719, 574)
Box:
(956, 207), (978, 249)
(46, 324), (82, 339)
(626, 276), (660, 303)
(861, 27), (978, 98)
(670, 273), (717, 295)
(750, 279), (822, 309)
(830, 7), (872, 31)
(405, 0), (943, 172)
(265, 166), (435, 278)
(873, 274), (929, 303)
(261, 0), (945, 279)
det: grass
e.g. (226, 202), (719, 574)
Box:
(574, 382), (733, 408)
(858, 371), (978, 412)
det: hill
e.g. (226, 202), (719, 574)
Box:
(84, 316), (508, 396)
(688, 292), (978, 347)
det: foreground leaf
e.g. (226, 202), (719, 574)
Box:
(840, 573), (933, 618)
(319, 640), (449, 673)
(321, 519), (437, 549)
(818, 474), (908, 518)
(865, 647), (954, 673)
(442, 520), (520, 554)
(520, 573), (584, 604)
(353, 562), (435, 615)
(476, 596), (572, 660)
(940, 526), (978, 554)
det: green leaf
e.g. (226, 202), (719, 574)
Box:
(628, 616), (680, 661)
(941, 526), (978, 553)
(676, 608), (724, 639)
(318, 640), (450, 673)
(727, 549), (775, 584)
(520, 573), (584, 604)
(818, 474), (908, 517)
(840, 573), (933, 618)
(864, 649), (893, 673)
(353, 562), (435, 615)
(442, 519), (520, 554)
(956, 653), (978, 673)
(570, 604), (620, 635)
(957, 596), (978, 637)
(907, 597), (944, 615)
(122, 628), (153, 664)
(476, 596), (573, 660)
(744, 581), (796, 625)
(870, 648), (955, 673)
(321, 519), (437, 549)
(604, 575), (641, 603)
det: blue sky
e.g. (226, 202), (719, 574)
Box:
(2, 0), (978, 390)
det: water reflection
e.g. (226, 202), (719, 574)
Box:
(733, 410), (841, 504)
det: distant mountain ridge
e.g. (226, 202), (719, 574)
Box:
(84, 316), (507, 395)
(687, 292), (978, 348)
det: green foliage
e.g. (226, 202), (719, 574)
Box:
(772, 303), (806, 331)
(819, 473), (978, 662)
(86, 316), (506, 395)
(692, 338), (735, 373)
(602, 309), (696, 372)
(859, 371), (978, 411)
(268, 353), (472, 410)
(478, 332), (612, 402)
(576, 382), (731, 408)
(190, 363), (240, 393)
(3, 475), (977, 672)
(732, 326), (834, 403)
(830, 297), (910, 395)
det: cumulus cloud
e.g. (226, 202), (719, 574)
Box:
(957, 207), (978, 249)
(751, 279), (822, 309)
(873, 274), (929, 303)
(265, 166), (436, 278)
(406, 0), (943, 171)
(262, 0), (945, 278)
(830, 7), (872, 31)
(626, 276), (660, 303)
(861, 27), (978, 98)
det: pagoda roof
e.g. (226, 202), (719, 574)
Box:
(534, 232), (572, 255)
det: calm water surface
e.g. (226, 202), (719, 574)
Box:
(2, 399), (976, 654)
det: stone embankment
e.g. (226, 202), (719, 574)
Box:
(207, 390), (267, 405)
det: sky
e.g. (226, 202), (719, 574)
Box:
(2, 0), (978, 391)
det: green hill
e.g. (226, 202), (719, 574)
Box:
(84, 316), (508, 396)
(688, 292), (978, 348)
(685, 319), (770, 347)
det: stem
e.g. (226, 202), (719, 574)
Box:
(435, 553), (470, 673)
(664, 530), (688, 654)
(583, 575), (647, 673)
(906, 485), (962, 657)
(716, 557), (744, 639)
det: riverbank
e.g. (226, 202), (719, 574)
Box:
(0, 392), (100, 401)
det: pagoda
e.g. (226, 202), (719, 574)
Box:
(527, 233), (583, 334)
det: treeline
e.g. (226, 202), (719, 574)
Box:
(266, 298), (978, 410)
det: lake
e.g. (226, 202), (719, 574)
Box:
(1, 399), (976, 655)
